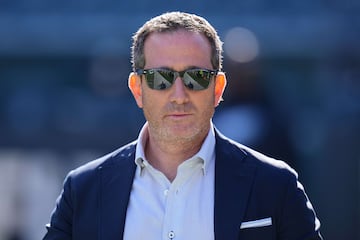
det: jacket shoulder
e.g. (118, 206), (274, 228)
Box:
(68, 140), (137, 179)
(215, 129), (297, 178)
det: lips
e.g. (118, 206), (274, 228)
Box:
(165, 105), (195, 119)
(166, 112), (192, 119)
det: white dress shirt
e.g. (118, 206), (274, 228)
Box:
(123, 122), (216, 240)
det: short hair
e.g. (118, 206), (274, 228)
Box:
(131, 11), (223, 71)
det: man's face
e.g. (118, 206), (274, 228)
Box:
(131, 29), (225, 143)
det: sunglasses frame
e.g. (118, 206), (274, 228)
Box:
(136, 68), (218, 91)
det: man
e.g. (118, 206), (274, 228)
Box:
(43, 12), (322, 239)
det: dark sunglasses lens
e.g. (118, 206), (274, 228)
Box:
(184, 70), (212, 90)
(146, 70), (174, 90)
(144, 69), (214, 91)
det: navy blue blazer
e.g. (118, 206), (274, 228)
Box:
(43, 130), (322, 240)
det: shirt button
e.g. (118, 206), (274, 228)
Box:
(164, 189), (169, 196)
(168, 231), (175, 239)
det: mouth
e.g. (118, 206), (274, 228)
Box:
(166, 112), (192, 120)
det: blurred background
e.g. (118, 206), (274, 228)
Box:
(0, 1), (359, 239)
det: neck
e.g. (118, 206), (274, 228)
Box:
(144, 129), (208, 182)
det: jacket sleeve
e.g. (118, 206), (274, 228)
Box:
(43, 173), (74, 240)
(278, 173), (323, 240)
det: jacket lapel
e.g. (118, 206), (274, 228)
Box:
(214, 132), (257, 240)
(98, 145), (137, 240)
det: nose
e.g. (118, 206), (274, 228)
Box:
(169, 77), (189, 104)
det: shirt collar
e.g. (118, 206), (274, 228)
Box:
(134, 123), (149, 175)
(134, 122), (216, 176)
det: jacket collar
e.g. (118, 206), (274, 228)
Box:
(98, 142), (137, 240)
(214, 130), (257, 240)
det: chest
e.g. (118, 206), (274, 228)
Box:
(123, 160), (215, 240)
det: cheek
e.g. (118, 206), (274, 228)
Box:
(197, 95), (216, 118)
(141, 92), (162, 119)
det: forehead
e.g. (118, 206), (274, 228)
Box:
(143, 30), (212, 69)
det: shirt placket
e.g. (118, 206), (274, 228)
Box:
(162, 160), (202, 240)
(162, 178), (181, 240)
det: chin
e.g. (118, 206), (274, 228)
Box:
(168, 126), (202, 140)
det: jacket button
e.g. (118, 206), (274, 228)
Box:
(168, 231), (175, 239)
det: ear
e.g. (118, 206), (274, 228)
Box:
(128, 72), (143, 108)
(214, 72), (227, 107)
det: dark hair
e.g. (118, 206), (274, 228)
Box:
(131, 11), (223, 71)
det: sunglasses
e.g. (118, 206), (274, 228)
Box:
(136, 68), (218, 91)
